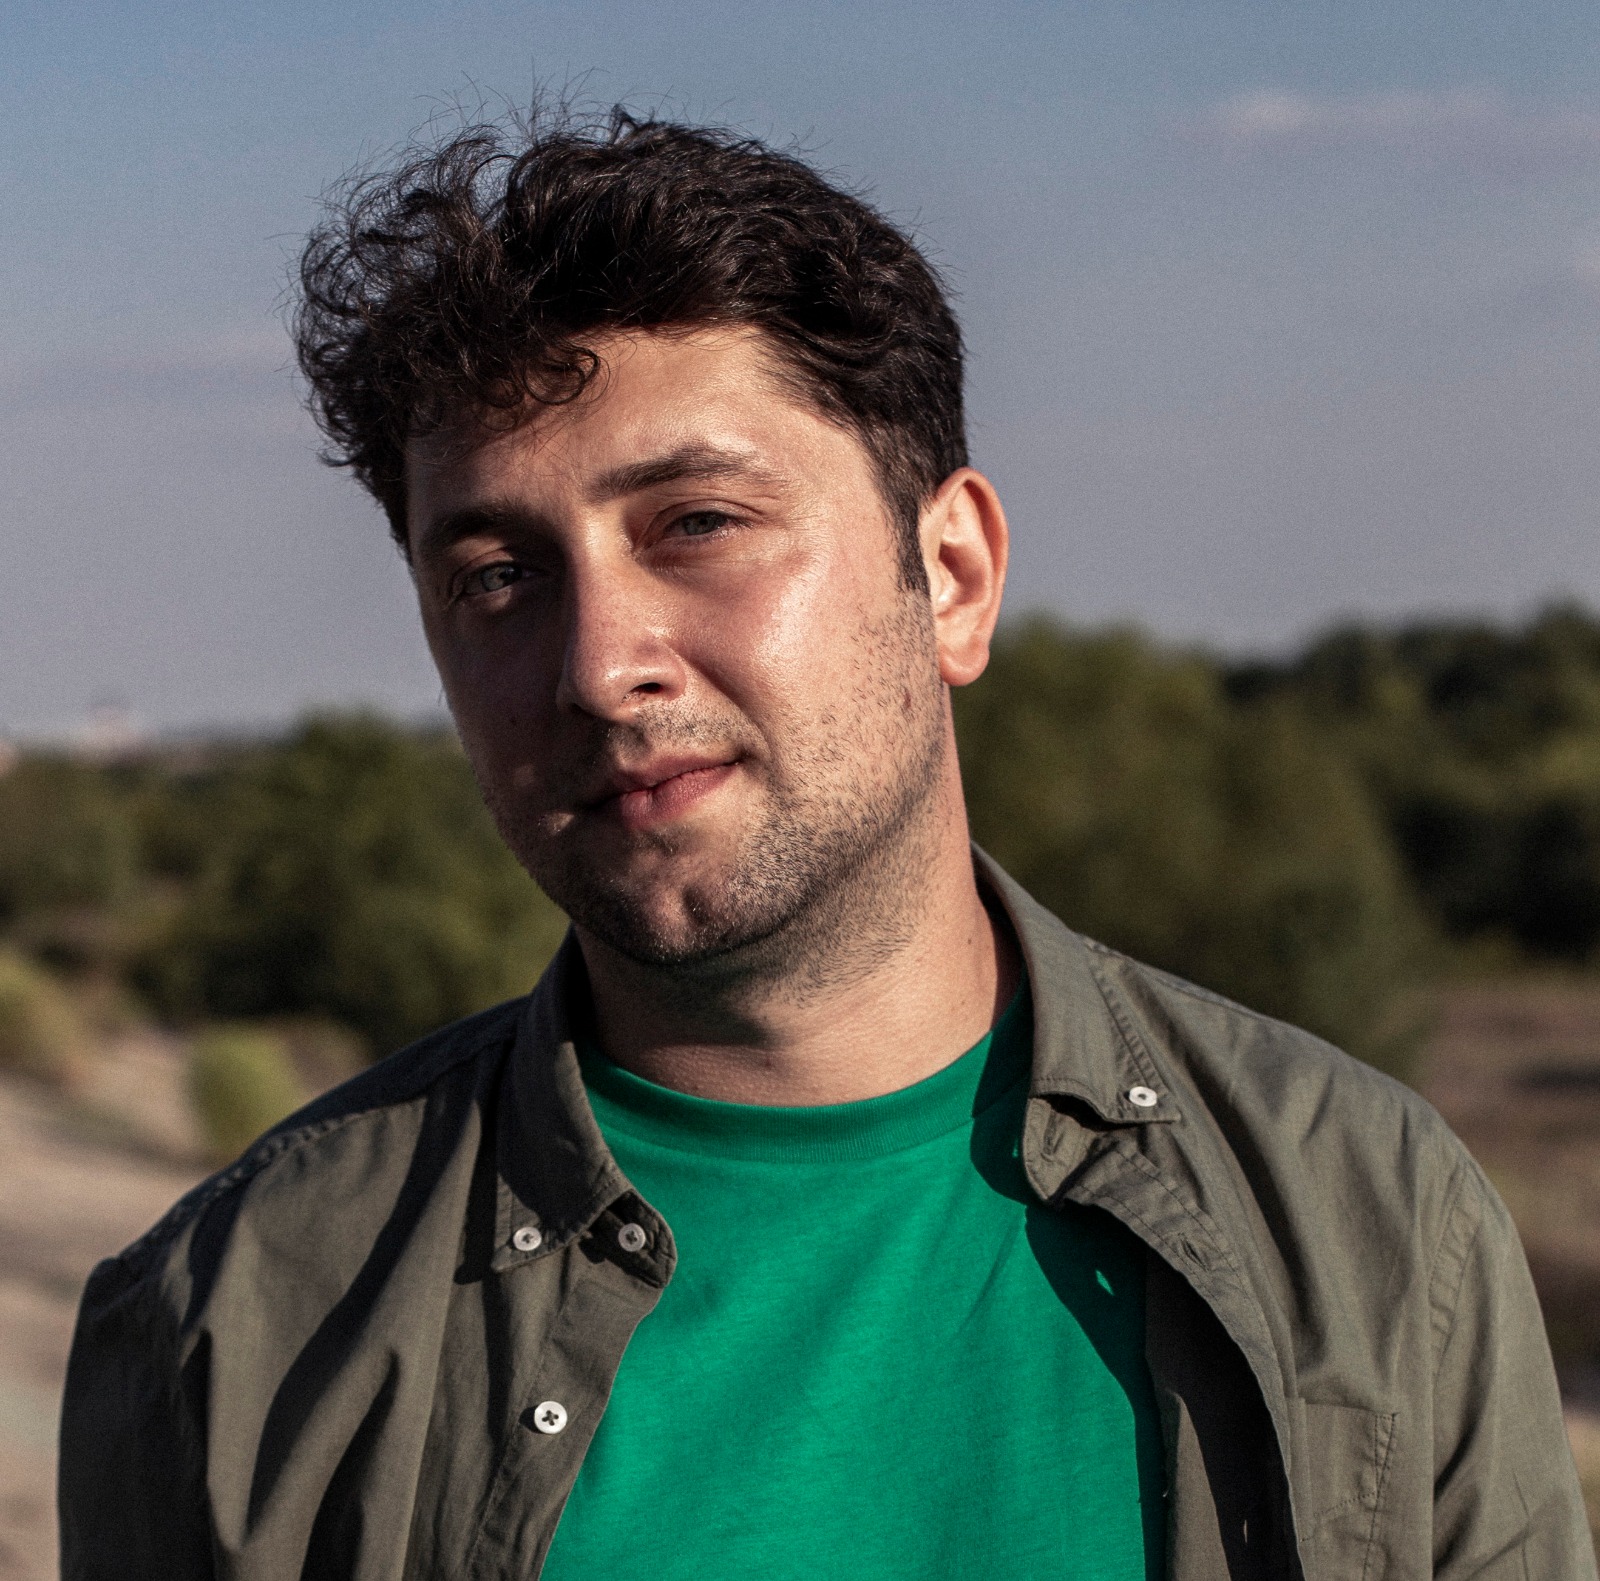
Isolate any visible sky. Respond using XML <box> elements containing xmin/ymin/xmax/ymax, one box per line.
<box><xmin>3</xmin><ymin>0</ymin><xmax>1599</xmax><ymax>738</ymax></box>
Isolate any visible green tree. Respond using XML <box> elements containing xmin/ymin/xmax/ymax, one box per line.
<box><xmin>137</xmin><ymin>716</ymin><xmax>568</xmax><ymax>1055</ymax></box>
<box><xmin>1230</xmin><ymin>606</ymin><xmax>1600</xmax><ymax>965</ymax></box>
<box><xmin>956</xmin><ymin>621</ymin><xmax>1424</xmax><ymax>1073</ymax></box>
<box><xmin>0</xmin><ymin>756</ymin><xmax>140</xmax><ymax>924</ymax></box>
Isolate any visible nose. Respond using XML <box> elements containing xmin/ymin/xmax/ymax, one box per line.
<box><xmin>554</xmin><ymin>561</ymin><xmax>686</xmax><ymax>721</ymax></box>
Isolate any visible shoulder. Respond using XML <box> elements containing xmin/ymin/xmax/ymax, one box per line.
<box><xmin>94</xmin><ymin>995</ymin><xmax>529</xmax><ymax>1297</ymax></box>
<box><xmin>1083</xmin><ymin>937</ymin><xmax>1485</xmax><ymax>1246</ymax></box>
<box><xmin>983</xmin><ymin>847</ymin><xmax>1470</xmax><ymax>1214</ymax></box>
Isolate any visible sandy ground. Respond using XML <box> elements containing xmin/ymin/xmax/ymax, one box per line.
<box><xmin>2</xmin><ymin>995</ymin><xmax>1598</xmax><ymax>1576</ymax></box>
<box><xmin>0</xmin><ymin>1039</ymin><xmax>203</xmax><ymax>1580</ymax></box>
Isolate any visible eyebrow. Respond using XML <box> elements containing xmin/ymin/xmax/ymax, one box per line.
<box><xmin>592</xmin><ymin>442</ymin><xmax>777</xmax><ymax>500</ymax></box>
<box><xmin>413</xmin><ymin>442</ymin><xmax>780</xmax><ymax>563</ymax></box>
<box><xmin>412</xmin><ymin>504</ymin><xmax>531</xmax><ymax>566</ymax></box>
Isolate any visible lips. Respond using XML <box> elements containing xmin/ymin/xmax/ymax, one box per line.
<box><xmin>587</xmin><ymin>757</ymin><xmax>739</xmax><ymax>832</ymax></box>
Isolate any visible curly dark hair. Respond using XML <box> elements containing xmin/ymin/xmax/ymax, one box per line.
<box><xmin>293</xmin><ymin>110</ymin><xmax>967</xmax><ymax>586</ymax></box>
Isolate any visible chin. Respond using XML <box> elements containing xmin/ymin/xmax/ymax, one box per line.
<box><xmin>558</xmin><ymin>864</ymin><xmax>805</xmax><ymax>972</ymax></box>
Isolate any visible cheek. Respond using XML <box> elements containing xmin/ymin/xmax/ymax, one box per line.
<box><xmin>689</xmin><ymin>589</ymin><xmax>823</xmax><ymax>736</ymax></box>
<box><xmin>718</xmin><ymin>549</ymin><xmax>878</xmax><ymax>698</ymax></box>
<box><xmin>424</xmin><ymin>619</ymin><xmax>555</xmax><ymax>761</ymax></box>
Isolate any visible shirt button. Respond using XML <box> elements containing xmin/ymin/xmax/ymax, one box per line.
<box><xmin>533</xmin><ymin>1400</ymin><xmax>568</xmax><ymax>1434</ymax></box>
<box><xmin>511</xmin><ymin>1226</ymin><xmax>542</xmax><ymax>1252</ymax></box>
<box><xmin>1127</xmin><ymin>1086</ymin><xmax>1160</xmax><ymax>1109</ymax></box>
<box><xmin>617</xmin><ymin>1222</ymin><xmax>648</xmax><ymax>1253</ymax></box>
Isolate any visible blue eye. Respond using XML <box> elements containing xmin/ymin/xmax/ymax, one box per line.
<box><xmin>673</xmin><ymin>511</ymin><xmax>729</xmax><ymax>537</ymax></box>
<box><xmin>468</xmin><ymin>563</ymin><xmax>524</xmax><ymax>595</ymax></box>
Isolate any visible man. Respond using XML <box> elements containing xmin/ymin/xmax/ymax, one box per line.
<box><xmin>59</xmin><ymin>113</ymin><xmax>1592</xmax><ymax>1579</ymax></box>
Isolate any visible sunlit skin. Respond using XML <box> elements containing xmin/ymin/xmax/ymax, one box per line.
<box><xmin>407</xmin><ymin>327</ymin><xmax>1016</xmax><ymax>1103</ymax></box>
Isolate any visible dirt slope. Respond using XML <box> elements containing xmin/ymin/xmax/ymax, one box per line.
<box><xmin>0</xmin><ymin>1042</ymin><xmax>202</xmax><ymax>1581</ymax></box>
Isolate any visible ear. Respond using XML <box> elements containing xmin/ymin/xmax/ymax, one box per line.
<box><xmin>918</xmin><ymin>468</ymin><xmax>1009</xmax><ymax>687</ymax></box>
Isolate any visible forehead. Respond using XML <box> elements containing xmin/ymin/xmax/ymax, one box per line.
<box><xmin>402</xmin><ymin>326</ymin><xmax>876</xmax><ymax>544</ymax></box>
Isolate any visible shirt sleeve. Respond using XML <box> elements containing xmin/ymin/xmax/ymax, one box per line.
<box><xmin>57</xmin><ymin>1252</ymin><xmax>215</xmax><ymax>1581</ymax></box>
<box><xmin>1430</xmin><ymin>1158</ymin><xmax>1597</xmax><ymax>1578</ymax></box>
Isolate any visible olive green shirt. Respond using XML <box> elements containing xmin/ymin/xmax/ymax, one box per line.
<box><xmin>58</xmin><ymin>854</ymin><xmax>1596</xmax><ymax>1579</ymax></box>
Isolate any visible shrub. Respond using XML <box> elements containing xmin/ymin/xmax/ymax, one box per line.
<box><xmin>0</xmin><ymin>950</ymin><xmax>85</xmax><ymax>1082</ymax></box>
<box><xmin>187</xmin><ymin>1025</ymin><xmax>308</xmax><ymax>1162</ymax></box>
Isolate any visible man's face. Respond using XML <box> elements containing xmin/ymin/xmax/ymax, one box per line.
<box><xmin>406</xmin><ymin>327</ymin><xmax>950</xmax><ymax>974</ymax></box>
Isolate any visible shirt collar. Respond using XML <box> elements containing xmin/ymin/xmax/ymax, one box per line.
<box><xmin>491</xmin><ymin>935</ymin><xmax>633</xmax><ymax>1275</ymax></box>
<box><xmin>492</xmin><ymin>849</ymin><xmax>1179</xmax><ymax>1268</ymax></box>
<box><xmin>974</xmin><ymin>848</ymin><xmax>1180</xmax><ymax>1128</ymax></box>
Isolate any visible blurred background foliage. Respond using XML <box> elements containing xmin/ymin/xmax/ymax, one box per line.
<box><xmin>5</xmin><ymin>608</ymin><xmax>1600</xmax><ymax>1091</ymax></box>
<box><xmin>186</xmin><ymin>1024</ymin><xmax>312</xmax><ymax>1163</ymax></box>
<box><xmin>957</xmin><ymin>622</ymin><xmax>1426</xmax><ymax>1071</ymax></box>
<box><xmin>0</xmin><ymin>717</ymin><xmax>569</xmax><ymax>1067</ymax></box>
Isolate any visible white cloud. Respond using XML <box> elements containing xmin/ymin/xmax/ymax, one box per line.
<box><xmin>1193</xmin><ymin>89</ymin><xmax>1600</xmax><ymax>174</ymax></box>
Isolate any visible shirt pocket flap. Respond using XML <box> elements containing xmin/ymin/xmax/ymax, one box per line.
<box><xmin>1299</xmin><ymin>1400</ymin><xmax>1398</xmax><ymax>1533</ymax></box>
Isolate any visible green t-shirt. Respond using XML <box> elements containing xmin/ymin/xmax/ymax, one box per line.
<box><xmin>543</xmin><ymin>988</ymin><xmax>1167</xmax><ymax>1580</ymax></box>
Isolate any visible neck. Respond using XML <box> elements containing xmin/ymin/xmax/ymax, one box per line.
<box><xmin>575</xmin><ymin>764</ymin><xmax>1020</xmax><ymax>1106</ymax></box>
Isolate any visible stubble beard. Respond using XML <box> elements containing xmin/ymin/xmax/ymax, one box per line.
<box><xmin>474</xmin><ymin>595</ymin><xmax>951</xmax><ymax>998</ymax></box>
